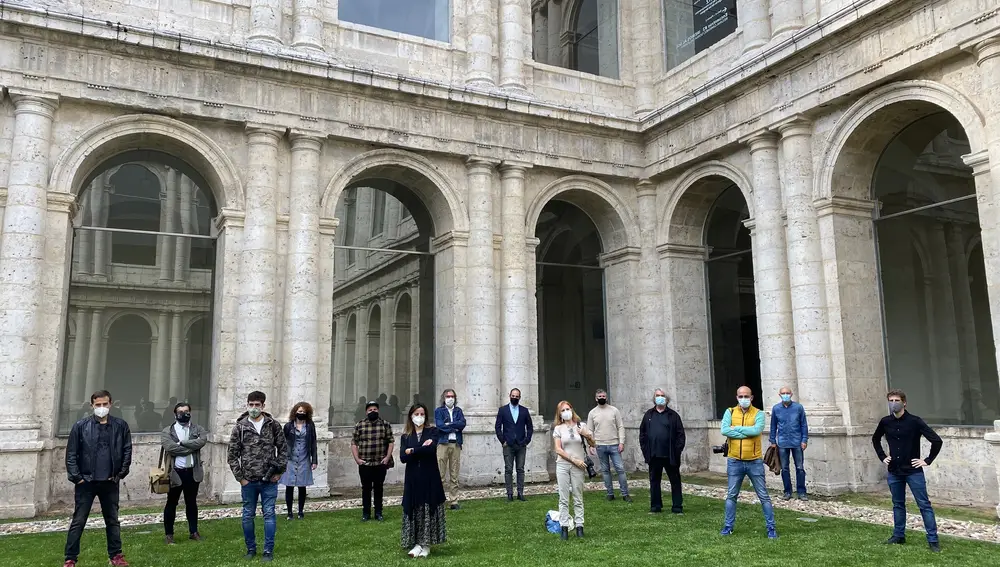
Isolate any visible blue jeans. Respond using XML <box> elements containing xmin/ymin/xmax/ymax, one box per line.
<box><xmin>887</xmin><ymin>470</ymin><xmax>938</xmax><ymax>543</ymax></box>
<box><xmin>241</xmin><ymin>480</ymin><xmax>278</xmax><ymax>553</ymax></box>
<box><xmin>724</xmin><ymin>458</ymin><xmax>775</xmax><ymax>531</ymax></box>
<box><xmin>596</xmin><ymin>445</ymin><xmax>629</xmax><ymax>496</ymax></box>
<box><xmin>778</xmin><ymin>447</ymin><xmax>806</xmax><ymax>496</ymax></box>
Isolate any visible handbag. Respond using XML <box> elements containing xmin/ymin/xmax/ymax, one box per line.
<box><xmin>149</xmin><ymin>447</ymin><xmax>171</xmax><ymax>495</ymax></box>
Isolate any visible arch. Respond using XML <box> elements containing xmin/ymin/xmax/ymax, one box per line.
<box><xmin>49</xmin><ymin>114</ymin><xmax>244</xmax><ymax>211</ymax></box>
<box><xmin>393</xmin><ymin>292</ymin><xmax>413</xmax><ymax>323</ymax></box>
<box><xmin>817</xmin><ymin>80</ymin><xmax>987</xmax><ymax>201</ymax></box>
<box><xmin>102</xmin><ymin>310</ymin><xmax>159</xmax><ymax>340</ymax></box>
<box><xmin>320</xmin><ymin>148</ymin><xmax>468</xmax><ymax>236</ymax></box>
<box><xmin>183</xmin><ymin>314</ymin><xmax>210</xmax><ymax>339</ymax></box>
<box><xmin>525</xmin><ymin>175</ymin><xmax>640</xmax><ymax>253</ymax></box>
<box><xmin>658</xmin><ymin>160</ymin><xmax>754</xmax><ymax>246</ymax></box>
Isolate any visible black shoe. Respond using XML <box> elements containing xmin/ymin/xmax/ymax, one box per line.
<box><xmin>606</xmin><ymin>494</ymin><xmax>615</xmax><ymax>501</ymax></box>
<box><xmin>575</xmin><ymin>526</ymin><xmax>584</xmax><ymax>538</ymax></box>
<box><xmin>517</xmin><ymin>494</ymin><xmax>527</xmax><ymax>502</ymax></box>
<box><xmin>671</xmin><ymin>509</ymin><xmax>684</xmax><ymax>515</ymax></box>
<box><xmin>165</xmin><ymin>535</ymin><xmax>175</xmax><ymax>545</ymax></box>
<box><xmin>560</xmin><ymin>527</ymin><xmax>569</xmax><ymax>541</ymax></box>
<box><xmin>361</xmin><ymin>514</ymin><xmax>370</xmax><ymax>522</ymax></box>
<box><xmin>649</xmin><ymin>508</ymin><xmax>662</xmax><ymax>514</ymax></box>
<box><xmin>261</xmin><ymin>552</ymin><xmax>274</xmax><ymax>562</ymax></box>
<box><xmin>297</xmin><ymin>512</ymin><xmax>304</xmax><ymax>520</ymax></box>
<box><xmin>243</xmin><ymin>551</ymin><xmax>256</xmax><ymax>560</ymax></box>
<box><xmin>507</xmin><ymin>494</ymin><xmax>514</xmax><ymax>502</ymax></box>
<box><xmin>375</xmin><ymin>514</ymin><xmax>384</xmax><ymax>522</ymax></box>
<box><xmin>286</xmin><ymin>514</ymin><xmax>294</xmax><ymax>521</ymax></box>
<box><xmin>449</xmin><ymin>504</ymin><xmax>460</xmax><ymax>510</ymax></box>
<box><xmin>622</xmin><ymin>495</ymin><xmax>633</xmax><ymax>503</ymax></box>
<box><xmin>884</xmin><ymin>536</ymin><xmax>905</xmax><ymax>545</ymax></box>
<box><xmin>929</xmin><ymin>542</ymin><xmax>941</xmax><ymax>553</ymax></box>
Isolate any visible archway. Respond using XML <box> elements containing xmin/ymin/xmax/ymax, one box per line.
<box><xmin>105</xmin><ymin>314</ymin><xmax>153</xmax><ymax>426</ymax></box>
<box><xmin>393</xmin><ymin>293</ymin><xmax>413</xmax><ymax>416</ymax></box>
<box><xmin>367</xmin><ymin>305</ymin><xmax>382</xmax><ymax>402</ymax></box>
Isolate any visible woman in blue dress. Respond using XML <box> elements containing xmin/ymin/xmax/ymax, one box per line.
<box><xmin>281</xmin><ymin>402</ymin><xmax>318</xmax><ymax>520</ymax></box>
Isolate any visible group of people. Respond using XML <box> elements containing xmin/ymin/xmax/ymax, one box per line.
<box><xmin>60</xmin><ymin>382</ymin><xmax>947</xmax><ymax>566</ymax></box>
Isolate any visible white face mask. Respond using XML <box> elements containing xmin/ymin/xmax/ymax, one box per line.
<box><xmin>561</xmin><ymin>409</ymin><xmax>573</xmax><ymax>421</ymax></box>
<box><xmin>412</xmin><ymin>415</ymin><xmax>425</xmax><ymax>427</ymax></box>
<box><xmin>444</xmin><ymin>397</ymin><xmax>455</xmax><ymax>408</ymax></box>
<box><xmin>93</xmin><ymin>406</ymin><xmax>110</xmax><ymax>419</ymax></box>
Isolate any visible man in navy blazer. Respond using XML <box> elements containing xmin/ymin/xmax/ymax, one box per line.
<box><xmin>494</xmin><ymin>388</ymin><xmax>534</xmax><ymax>501</ymax></box>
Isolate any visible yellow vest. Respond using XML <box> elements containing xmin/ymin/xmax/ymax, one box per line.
<box><xmin>725</xmin><ymin>405</ymin><xmax>763</xmax><ymax>461</ymax></box>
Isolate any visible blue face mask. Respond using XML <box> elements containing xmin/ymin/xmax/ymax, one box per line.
<box><xmin>738</xmin><ymin>398</ymin><xmax>752</xmax><ymax>409</ymax></box>
<box><xmin>654</xmin><ymin>396</ymin><xmax>667</xmax><ymax>406</ymax></box>
<box><xmin>780</xmin><ymin>394</ymin><xmax>792</xmax><ymax>403</ymax></box>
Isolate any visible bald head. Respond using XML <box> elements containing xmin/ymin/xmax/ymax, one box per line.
<box><xmin>737</xmin><ymin>386</ymin><xmax>752</xmax><ymax>397</ymax></box>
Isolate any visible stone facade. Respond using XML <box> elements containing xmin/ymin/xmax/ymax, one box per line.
<box><xmin>0</xmin><ymin>0</ymin><xmax>999</xmax><ymax>519</ymax></box>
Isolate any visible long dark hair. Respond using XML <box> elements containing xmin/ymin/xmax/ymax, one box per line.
<box><xmin>403</xmin><ymin>403</ymin><xmax>429</xmax><ymax>436</ymax></box>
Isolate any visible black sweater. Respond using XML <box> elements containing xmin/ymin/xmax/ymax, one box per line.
<box><xmin>872</xmin><ymin>411</ymin><xmax>942</xmax><ymax>476</ymax></box>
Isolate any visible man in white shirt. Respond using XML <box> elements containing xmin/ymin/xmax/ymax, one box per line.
<box><xmin>434</xmin><ymin>388</ymin><xmax>467</xmax><ymax>509</ymax></box>
<box><xmin>160</xmin><ymin>402</ymin><xmax>207</xmax><ymax>544</ymax></box>
<box><xmin>587</xmin><ymin>389</ymin><xmax>631</xmax><ymax>502</ymax></box>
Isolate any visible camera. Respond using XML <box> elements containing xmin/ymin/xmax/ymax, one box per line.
<box><xmin>712</xmin><ymin>441</ymin><xmax>729</xmax><ymax>455</ymax></box>
<box><xmin>584</xmin><ymin>456</ymin><xmax>597</xmax><ymax>479</ymax></box>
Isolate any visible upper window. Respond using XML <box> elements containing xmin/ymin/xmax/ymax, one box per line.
<box><xmin>531</xmin><ymin>0</ymin><xmax>620</xmax><ymax>79</ymax></box>
<box><xmin>663</xmin><ymin>0</ymin><xmax>737</xmax><ymax>71</ymax></box>
<box><xmin>340</xmin><ymin>0</ymin><xmax>451</xmax><ymax>42</ymax></box>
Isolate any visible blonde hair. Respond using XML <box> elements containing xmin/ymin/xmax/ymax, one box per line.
<box><xmin>553</xmin><ymin>400</ymin><xmax>581</xmax><ymax>426</ymax></box>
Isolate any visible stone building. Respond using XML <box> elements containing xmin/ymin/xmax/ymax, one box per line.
<box><xmin>0</xmin><ymin>0</ymin><xmax>999</xmax><ymax>519</ymax></box>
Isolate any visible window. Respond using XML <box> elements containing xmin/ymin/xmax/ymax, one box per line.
<box><xmin>339</xmin><ymin>0</ymin><xmax>451</xmax><ymax>42</ymax></box>
<box><xmin>663</xmin><ymin>0</ymin><xmax>737</xmax><ymax>71</ymax></box>
<box><xmin>59</xmin><ymin>151</ymin><xmax>218</xmax><ymax>434</ymax></box>
<box><xmin>531</xmin><ymin>0</ymin><xmax>620</xmax><ymax>79</ymax></box>
<box><xmin>873</xmin><ymin>113</ymin><xmax>999</xmax><ymax>425</ymax></box>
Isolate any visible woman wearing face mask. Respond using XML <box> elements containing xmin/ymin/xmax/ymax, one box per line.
<box><xmin>552</xmin><ymin>401</ymin><xmax>594</xmax><ymax>540</ymax></box>
<box><xmin>280</xmin><ymin>402</ymin><xmax>318</xmax><ymax>520</ymax></box>
<box><xmin>400</xmin><ymin>403</ymin><xmax>446</xmax><ymax>558</ymax></box>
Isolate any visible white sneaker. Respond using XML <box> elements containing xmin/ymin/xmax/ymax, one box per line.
<box><xmin>408</xmin><ymin>545</ymin><xmax>423</xmax><ymax>557</ymax></box>
<box><xmin>417</xmin><ymin>546</ymin><xmax>430</xmax><ymax>557</ymax></box>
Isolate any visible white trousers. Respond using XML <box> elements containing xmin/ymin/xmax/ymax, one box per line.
<box><xmin>556</xmin><ymin>461</ymin><xmax>585</xmax><ymax>528</ymax></box>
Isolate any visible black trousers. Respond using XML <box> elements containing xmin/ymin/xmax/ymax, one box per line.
<box><xmin>163</xmin><ymin>468</ymin><xmax>200</xmax><ymax>536</ymax></box>
<box><xmin>286</xmin><ymin>486</ymin><xmax>307</xmax><ymax>516</ymax></box>
<box><xmin>649</xmin><ymin>457</ymin><xmax>683</xmax><ymax>513</ymax></box>
<box><xmin>358</xmin><ymin>465</ymin><xmax>387</xmax><ymax>516</ymax></box>
<box><xmin>502</xmin><ymin>444</ymin><xmax>527</xmax><ymax>496</ymax></box>
<box><xmin>65</xmin><ymin>481</ymin><xmax>122</xmax><ymax>561</ymax></box>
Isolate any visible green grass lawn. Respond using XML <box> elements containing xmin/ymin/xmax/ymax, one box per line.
<box><xmin>5</xmin><ymin>490</ymin><xmax>995</xmax><ymax>566</ymax></box>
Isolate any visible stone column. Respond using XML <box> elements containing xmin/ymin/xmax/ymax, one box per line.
<box><xmin>465</xmin><ymin>157</ymin><xmax>501</xmax><ymax>414</ymax></box>
<box><xmin>499</xmin><ymin>0</ymin><xmax>527</xmax><ymax>91</ymax></box>
<box><xmin>169</xmin><ymin>311</ymin><xmax>184</xmax><ymax>400</ymax></box>
<box><xmin>776</xmin><ymin>118</ymin><xmax>840</xmax><ymax>423</ymax></box>
<box><xmin>632</xmin><ymin>0</ymin><xmax>657</xmax><ymax>114</ymax></box>
<box><xmin>235</xmin><ymin>126</ymin><xmax>281</xmax><ymax>403</ymax></box>
<box><xmin>355</xmin><ymin>306</ymin><xmax>370</xmax><ymax>401</ymax></box>
<box><xmin>465</xmin><ymin>0</ymin><xmax>496</xmax><ymax>87</ymax></box>
<box><xmin>532</xmin><ymin>3</ymin><xmax>548</xmax><ymax>64</ymax></box>
<box><xmin>499</xmin><ymin>161</ymin><xmax>532</xmax><ymax>401</ymax></box>
<box><xmin>633</xmin><ymin>181</ymin><xmax>668</xmax><ymax>406</ymax></box>
<box><xmin>379</xmin><ymin>294</ymin><xmax>395</xmax><ymax>396</ymax></box>
<box><xmin>332</xmin><ymin>312</ymin><xmax>348</xmax><ymax>424</ymax></box>
<box><xmin>249</xmin><ymin>0</ymin><xmax>283</xmax><ymax>44</ymax></box>
<box><xmin>173</xmin><ymin>175</ymin><xmax>193</xmax><ymax>283</ymax></box>
<box><xmin>92</xmin><ymin>176</ymin><xmax>110</xmax><ymax>278</ymax></box>
<box><xmin>547</xmin><ymin>0</ymin><xmax>563</xmax><ymax>67</ymax></box>
<box><xmin>744</xmin><ymin>131</ymin><xmax>797</xmax><ymax>400</ymax></box>
<box><xmin>160</xmin><ymin>168</ymin><xmax>178</xmax><ymax>282</ymax></box>
<box><xmin>740</xmin><ymin>0</ymin><xmax>771</xmax><ymax>55</ymax></box>
<box><xmin>770</xmin><ymin>0</ymin><xmax>804</xmax><ymax>40</ymax></box>
<box><xmin>69</xmin><ymin>308</ymin><xmax>90</xmax><ymax>404</ymax></box>
<box><xmin>409</xmin><ymin>283</ymin><xmax>421</xmax><ymax>401</ymax></box>
<box><xmin>283</xmin><ymin>133</ymin><xmax>323</xmax><ymax>408</ymax></box>
<box><xmin>154</xmin><ymin>310</ymin><xmax>170</xmax><ymax>402</ymax></box>
<box><xmin>85</xmin><ymin>308</ymin><xmax>105</xmax><ymax>397</ymax></box>
<box><xmin>0</xmin><ymin>92</ymin><xmax>57</xmax><ymax>433</ymax></box>
<box><xmin>292</xmin><ymin>0</ymin><xmax>324</xmax><ymax>51</ymax></box>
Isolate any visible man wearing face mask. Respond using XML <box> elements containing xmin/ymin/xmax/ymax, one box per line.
<box><xmin>639</xmin><ymin>389</ymin><xmax>686</xmax><ymax>514</ymax></box>
<box><xmin>720</xmin><ymin>386</ymin><xmax>777</xmax><ymax>539</ymax></box>
<box><xmin>351</xmin><ymin>400</ymin><xmax>395</xmax><ymax>521</ymax></box>
<box><xmin>64</xmin><ymin>390</ymin><xmax>133</xmax><ymax>567</ymax></box>
<box><xmin>495</xmin><ymin>388</ymin><xmax>534</xmax><ymax>501</ymax></box>
<box><xmin>227</xmin><ymin>391</ymin><xmax>288</xmax><ymax>562</ymax></box>
<box><xmin>161</xmin><ymin>402</ymin><xmax>207</xmax><ymax>544</ymax></box>
<box><xmin>587</xmin><ymin>389</ymin><xmax>631</xmax><ymax>502</ymax></box>
<box><xmin>768</xmin><ymin>386</ymin><xmax>809</xmax><ymax>501</ymax></box>
<box><xmin>434</xmin><ymin>388</ymin><xmax>466</xmax><ymax>510</ymax></box>
<box><xmin>872</xmin><ymin>389</ymin><xmax>942</xmax><ymax>552</ymax></box>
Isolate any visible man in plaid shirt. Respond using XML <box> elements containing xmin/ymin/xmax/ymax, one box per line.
<box><xmin>352</xmin><ymin>400</ymin><xmax>394</xmax><ymax>521</ymax></box>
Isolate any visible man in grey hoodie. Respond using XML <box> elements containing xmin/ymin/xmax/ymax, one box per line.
<box><xmin>228</xmin><ymin>391</ymin><xmax>288</xmax><ymax>562</ymax></box>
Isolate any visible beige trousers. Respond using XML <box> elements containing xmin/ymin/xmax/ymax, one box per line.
<box><xmin>436</xmin><ymin>442</ymin><xmax>461</xmax><ymax>504</ymax></box>
<box><xmin>556</xmin><ymin>461</ymin><xmax>585</xmax><ymax>528</ymax></box>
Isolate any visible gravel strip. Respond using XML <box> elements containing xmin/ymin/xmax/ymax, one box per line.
<box><xmin>3</xmin><ymin>480</ymin><xmax>997</xmax><ymax>544</ymax></box>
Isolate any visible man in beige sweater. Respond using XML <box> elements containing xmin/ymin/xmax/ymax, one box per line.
<box><xmin>586</xmin><ymin>389</ymin><xmax>631</xmax><ymax>502</ymax></box>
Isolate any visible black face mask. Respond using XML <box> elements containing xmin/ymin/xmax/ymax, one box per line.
<box><xmin>367</xmin><ymin>411</ymin><xmax>379</xmax><ymax>421</ymax></box>
<box><xmin>597</xmin><ymin>398</ymin><xmax>607</xmax><ymax>405</ymax></box>
<box><xmin>296</xmin><ymin>413</ymin><xmax>307</xmax><ymax>420</ymax></box>
<box><xmin>509</xmin><ymin>398</ymin><xmax>520</xmax><ymax>406</ymax></box>
<box><xmin>176</xmin><ymin>412</ymin><xmax>191</xmax><ymax>424</ymax></box>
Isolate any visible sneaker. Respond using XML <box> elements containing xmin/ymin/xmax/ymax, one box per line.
<box><xmin>361</xmin><ymin>514</ymin><xmax>370</xmax><ymax>522</ymax></box>
<box><xmin>165</xmin><ymin>535</ymin><xmax>175</xmax><ymax>545</ymax></box>
<box><xmin>649</xmin><ymin>507</ymin><xmax>662</xmax><ymax>514</ymax></box>
<box><xmin>449</xmin><ymin>503</ymin><xmax>460</xmax><ymax>510</ymax></box>
<box><xmin>417</xmin><ymin>546</ymin><xmax>430</xmax><ymax>557</ymax></box>
<box><xmin>884</xmin><ymin>536</ymin><xmax>906</xmax><ymax>545</ymax></box>
<box><xmin>517</xmin><ymin>494</ymin><xmax>527</xmax><ymax>501</ymax></box>
<box><xmin>286</xmin><ymin>513</ymin><xmax>294</xmax><ymax>521</ymax></box>
<box><xmin>109</xmin><ymin>555</ymin><xmax>130</xmax><ymax>566</ymax></box>
<box><xmin>767</xmin><ymin>528</ymin><xmax>779</xmax><ymax>539</ymax></box>
<box><xmin>297</xmin><ymin>512</ymin><xmax>304</xmax><ymax>520</ymax></box>
<box><xmin>375</xmin><ymin>514</ymin><xmax>384</xmax><ymax>522</ymax></box>
<box><xmin>189</xmin><ymin>533</ymin><xmax>202</xmax><ymax>541</ymax></box>
<box><xmin>63</xmin><ymin>561</ymin><xmax>76</xmax><ymax>567</ymax></box>
<box><xmin>720</xmin><ymin>527</ymin><xmax>733</xmax><ymax>536</ymax></box>
<box><xmin>797</xmin><ymin>494</ymin><xmax>809</xmax><ymax>501</ymax></box>
<box><xmin>782</xmin><ymin>493</ymin><xmax>792</xmax><ymax>500</ymax></box>
<box><xmin>622</xmin><ymin>495</ymin><xmax>633</xmax><ymax>503</ymax></box>
<box><xmin>928</xmin><ymin>542</ymin><xmax>941</xmax><ymax>553</ymax></box>
<box><xmin>261</xmin><ymin>552</ymin><xmax>274</xmax><ymax>562</ymax></box>
<box><xmin>243</xmin><ymin>551</ymin><xmax>257</xmax><ymax>560</ymax></box>
<box><xmin>606</xmin><ymin>494</ymin><xmax>615</xmax><ymax>501</ymax></box>
<box><xmin>408</xmin><ymin>545</ymin><xmax>423</xmax><ymax>557</ymax></box>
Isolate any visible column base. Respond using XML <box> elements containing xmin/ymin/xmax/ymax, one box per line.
<box><xmin>0</xmin><ymin>424</ymin><xmax>45</xmax><ymax>519</ymax></box>
<box><xmin>770</xmin><ymin>22</ymin><xmax>804</xmax><ymax>44</ymax></box>
<box><xmin>457</xmin><ymin>413</ymin><xmax>551</xmax><ymax>486</ymax></box>
<box><xmin>984</xmin><ymin>421</ymin><xmax>1000</xmax><ymax>519</ymax></box>
<box><xmin>464</xmin><ymin>77</ymin><xmax>496</xmax><ymax>91</ymax></box>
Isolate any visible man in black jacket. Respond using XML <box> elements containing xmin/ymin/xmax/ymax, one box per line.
<box><xmin>64</xmin><ymin>390</ymin><xmax>133</xmax><ymax>567</ymax></box>
<box><xmin>872</xmin><ymin>389</ymin><xmax>943</xmax><ymax>552</ymax></box>
<box><xmin>639</xmin><ymin>389</ymin><xmax>686</xmax><ymax>514</ymax></box>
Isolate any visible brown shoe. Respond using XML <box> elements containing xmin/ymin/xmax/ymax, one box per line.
<box><xmin>189</xmin><ymin>533</ymin><xmax>202</xmax><ymax>541</ymax></box>
<box><xmin>109</xmin><ymin>554</ymin><xmax>129</xmax><ymax>566</ymax></box>
<box><xmin>165</xmin><ymin>535</ymin><xmax>175</xmax><ymax>545</ymax></box>
<box><xmin>63</xmin><ymin>561</ymin><xmax>77</xmax><ymax>567</ymax></box>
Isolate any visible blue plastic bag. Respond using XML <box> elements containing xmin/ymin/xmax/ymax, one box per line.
<box><xmin>545</xmin><ymin>510</ymin><xmax>561</xmax><ymax>534</ymax></box>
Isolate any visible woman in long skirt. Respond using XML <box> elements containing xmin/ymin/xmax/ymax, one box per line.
<box><xmin>280</xmin><ymin>402</ymin><xmax>317</xmax><ymax>519</ymax></box>
<box><xmin>400</xmin><ymin>403</ymin><xmax>446</xmax><ymax>558</ymax></box>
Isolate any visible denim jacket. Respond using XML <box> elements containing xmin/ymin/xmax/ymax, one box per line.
<box><xmin>769</xmin><ymin>402</ymin><xmax>809</xmax><ymax>448</ymax></box>
<box><xmin>434</xmin><ymin>406</ymin><xmax>466</xmax><ymax>446</ymax></box>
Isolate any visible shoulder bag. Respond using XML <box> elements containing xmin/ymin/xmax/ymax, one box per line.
<box><xmin>150</xmin><ymin>447</ymin><xmax>171</xmax><ymax>494</ymax></box>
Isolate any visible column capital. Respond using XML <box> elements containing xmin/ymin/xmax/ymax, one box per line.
<box><xmin>636</xmin><ymin>179</ymin><xmax>656</xmax><ymax>198</ymax></box>
<box><xmin>245</xmin><ymin>124</ymin><xmax>285</xmax><ymax>143</ymax></box>
<box><xmin>656</xmin><ymin>243</ymin><xmax>707</xmax><ymax>260</ymax></box>
<box><xmin>742</xmin><ymin>218</ymin><xmax>757</xmax><ymax>234</ymax></box>
<box><xmin>973</xmin><ymin>36</ymin><xmax>1000</xmax><ymax>67</ymax></box>
<box><xmin>466</xmin><ymin>156</ymin><xmax>501</xmax><ymax>173</ymax></box>
<box><xmin>319</xmin><ymin>216</ymin><xmax>339</xmax><ymax>235</ymax></box>
<box><xmin>740</xmin><ymin>129</ymin><xmax>780</xmax><ymax>152</ymax></box>
<box><xmin>47</xmin><ymin>191</ymin><xmax>78</xmax><ymax>216</ymax></box>
<box><xmin>289</xmin><ymin>131</ymin><xmax>325</xmax><ymax>152</ymax></box>
<box><xmin>774</xmin><ymin>115</ymin><xmax>813</xmax><ymax>138</ymax></box>
<box><xmin>963</xmin><ymin>150</ymin><xmax>990</xmax><ymax>176</ymax></box>
<box><xmin>599</xmin><ymin>246</ymin><xmax>641</xmax><ymax>267</ymax></box>
<box><xmin>499</xmin><ymin>160</ymin><xmax>532</xmax><ymax>178</ymax></box>
<box><xmin>215</xmin><ymin>207</ymin><xmax>246</xmax><ymax>230</ymax></box>
<box><xmin>431</xmin><ymin>230</ymin><xmax>470</xmax><ymax>252</ymax></box>
<box><xmin>8</xmin><ymin>89</ymin><xmax>59</xmax><ymax>117</ymax></box>
<box><xmin>813</xmin><ymin>196</ymin><xmax>877</xmax><ymax>219</ymax></box>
